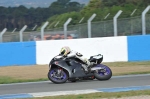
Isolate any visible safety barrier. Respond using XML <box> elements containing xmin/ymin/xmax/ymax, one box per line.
<box><xmin>36</xmin><ymin>36</ymin><xmax>128</xmax><ymax>64</ymax></box>
<box><xmin>0</xmin><ymin>35</ymin><xmax>149</xmax><ymax>66</ymax></box>
<box><xmin>127</xmin><ymin>35</ymin><xmax>150</xmax><ymax>61</ymax></box>
<box><xmin>0</xmin><ymin>42</ymin><xmax>36</xmax><ymax>66</ymax></box>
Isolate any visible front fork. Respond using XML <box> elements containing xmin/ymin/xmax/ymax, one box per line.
<box><xmin>51</xmin><ymin>68</ymin><xmax>63</xmax><ymax>79</ymax></box>
<box><xmin>57</xmin><ymin>68</ymin><xmax>62</xmax><ymax>75</ymax></box>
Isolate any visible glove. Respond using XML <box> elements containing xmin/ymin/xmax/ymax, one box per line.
<box><xmin>76</xmin><ymin>52</ymin><xmax>83</xmax><ymax>57</ymax></box>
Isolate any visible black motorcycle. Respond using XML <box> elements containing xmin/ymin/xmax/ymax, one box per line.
<box><xmin>48</xmin><ymin>54</ymin><xmax>112</xmax><ymax>84</ymax></box>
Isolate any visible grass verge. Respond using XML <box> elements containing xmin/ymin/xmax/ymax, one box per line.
<box><xmin>25</xmin><ymin>90</ymin><xmax>150</xmax><ymax>99</ymax></box>
<box><xmin>0</xmin><ymin>76</ymin><xmax>48</xmax><ymax>84</ymax></box>
<box><xmin>0</xmin><ymin>61</ymin><xmax>150</xmax><ymax>84</ymax></box>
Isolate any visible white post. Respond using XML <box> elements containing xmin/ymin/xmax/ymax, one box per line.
<box><xmin>11</xmin><ymin>28</ymin><xmax>17</xmax><ymax>33</ymax></box>
<box><xmin>20</xmin><ymin>25</ymin><xmax>27</xmax><ymax>42</ymax></box>
<box><xmin>64</xmin><ymin>18</ymin><xmax>72</xmax><ymax>39</ymax></box>
<box><xmin>79</xmin><ymin>17</ymin><xmax>84</xmax><ymax>23</ymax></box>
<box><xmin>78</xmin><ymin>17</ymin><xmax>84</xmax><ymax>38</ymax></box>
<box><xmin>41</xmin><ymin>21</ymin><xmax>49</xmax><ymax>40</ymax></box>
<box><xmin>142</xmin><ymin>6</ymin><xmax>150</xmax><ymax>35</ymax></box>
<box><xmin>130</xmin><ymin>9</ymin><xmax>137</xmax><ymax>34</ymax></box>
<box><xmin>104</xmin><ymin>13</ymin><xmax>110</xmax><ymax>19</ymax></box>
<box><xmin>113</xmin><ymin>10</ymin><xmax>123</xmax><ymax>36</ymax></box>
<box><xmin>130</xmin><ymin>9</ymin><xmax>137</xmax><ymax>16</ymax></box>
<box><xmin>32</xmin><ymin>25</ymin><xmax>37</xmax><ymax>31</ymax></box>
<box><xmin>104</xmin><ymin>13</ymin><xmax>110</xmax><ymax>34</ymax></box>
<box><xmin>88</xmin><ymin>13</ymin><xmax>96</xmax><ymax>38</ymax></box>
<box><xmin>0</xmin><ymin>28</ymin><xmax>7</xmax><ymax>43</ymax></box>
<box><xmin>54</xmin><ymin>21</ymin><xmax>59</xmax><ymax>27</ymax></box>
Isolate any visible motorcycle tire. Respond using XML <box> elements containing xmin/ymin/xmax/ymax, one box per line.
<box><xmin>48</xmin><ymin>68</ymin><xmax>68</xmax><ymax>84</ymax></box>
<box><xmin>94</xmin><ymin>64</ymin><xmax>112</xmax><ymax>80</ymax></box>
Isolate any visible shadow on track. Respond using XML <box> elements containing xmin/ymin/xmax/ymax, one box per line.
<box><xmin>47</xmin><ymin>78</ymin><xmax>112</xmax><ymax>84</ymax></box>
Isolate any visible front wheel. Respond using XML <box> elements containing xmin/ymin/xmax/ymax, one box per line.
<box><xmin>48</xmin><ymin>68</ymin><xmax>68</xmax><ymax>84</ymax></box>
<box><xmin>94</xmin><ymin>64</ymin><xmax>112</xmax><ymax>80</ymax></box>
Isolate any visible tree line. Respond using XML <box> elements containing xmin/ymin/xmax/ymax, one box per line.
<box><xmin>1</xmin><ymin>0</ymin><xmax>150</xmax><ymax>31</ymax></box>
<box><xmin>46</xmin><ymin>0</ymin><xmax>150</xmax><ymax>29</ymax></box>
<box><xmin>0</xmin><ymin>0</ymin><xmax>84</xmax><ymax>31</ymax></box>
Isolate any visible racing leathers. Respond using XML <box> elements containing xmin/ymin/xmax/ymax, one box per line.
<box><xmin>64</xmin><ymin>50</ymin><xmax>93</xmax><ymax>72</ymax></box>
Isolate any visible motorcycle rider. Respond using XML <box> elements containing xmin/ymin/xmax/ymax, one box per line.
<box><xmin>59</xmin><ymin>46</ymin><xmax>93</xmax><ymax>72</ymax></box>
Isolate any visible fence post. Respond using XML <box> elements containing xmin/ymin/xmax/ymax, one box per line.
<box><xmin>64</xmin><ymin>18</ymin><xmax>72</xmax><ymax>39</ymax></box>
<box><xmin>130</xmin><ymin>9</ymin><xmax>137</xmax><ymax>34</ymax></box>
<box><xmin>104</xmin><ymin>13</ymin><xmax>110</xmax><ymax>19</ymax></box>
<box><xmin>79</xmin><ymin>17</ymin><xmax>84</xmax><ymax>23</ymax></box>
<box><xmin>32</xmin><ymin>25</ymin><xmax>37</xmax><ymax>31</ymax></box>
<box><xmin>78</xmin><ymin>17</ymin><xmax>85</xmax><ymax>38</ymax></box>
<box><xmin>41</xmin><ymin>21</ymin><xmax>49</xmax><ymax>40</ymax></box>
<box><xmin>54</xmin><ymin>21</ymin><xmax>60</xmax><ymax>27</ymax></box>
<box><xmin>113</xmin><ymin>10</ymin><xmax>123</xmax><ymax>36</ymax></box>
<box><xmin>0</xmin><ymin>28</ymin><xmax>7</xmax><ymax>43</ymax></box>
<box><xmin>11</xmin><ymin>28</ymin><xmax>17</xmax><ymax>33</ymax></box>
<box><xmin>88</xmin><ymin>13</ymin><xmax>96</xmax><ymax>38</ymax></box>
<box><xmin>104</xmin><ymin>13</ymin><xmax>110</xmax><ymax>35</ymax></box>
<box><xmin>20</xmin><ymin>25</ymin><xmax>27</xmax><ymax>42</ymax></box>
<box><xmin>142</xmin><ymin>6</ymin><xmax>150</xmax><ymax>35</ymax></box>
<box><xmin>130</xmin><ymin>9</ymin><xmax>137</xmax><ymax>16</ymax></box>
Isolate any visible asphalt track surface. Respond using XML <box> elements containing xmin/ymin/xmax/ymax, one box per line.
<box><xmin>0</xmin><ymin>74</ymin><xmax>150</xmax><ymax>95</ymax></box>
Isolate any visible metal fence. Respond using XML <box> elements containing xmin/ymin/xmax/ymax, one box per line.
<box><xmin>1</xmin><ymin>14</ymin><xmax>150</xmax><ymax>43</ymax></box>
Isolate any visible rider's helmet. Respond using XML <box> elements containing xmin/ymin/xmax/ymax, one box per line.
<box><xmin>60</xmin><ymin>46</ymin><xmax>71</xmax><ymax>56</ymax></box>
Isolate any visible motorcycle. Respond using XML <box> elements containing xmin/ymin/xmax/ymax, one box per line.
<box><xmin>48</xmin><ymin>54</ymin><xmax>112</xmax><ymax>84</ymax></box>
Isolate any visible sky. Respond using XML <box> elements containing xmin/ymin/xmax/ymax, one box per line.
<box><xmin>0</xmin><ymin>0</ymin><xmax>90</xmax><ymax>8</ymax></box>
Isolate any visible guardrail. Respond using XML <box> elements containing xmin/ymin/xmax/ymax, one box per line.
<box><xmin>0</xmin><ymin>35</ymin><xmax>150</xmax><ymax>66</ymax></box>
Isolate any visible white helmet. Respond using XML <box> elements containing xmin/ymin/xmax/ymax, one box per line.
<box><xmin>60</xmin><ymin>46</ymin><xmax>71</xmax><ymax>56</ymax></box>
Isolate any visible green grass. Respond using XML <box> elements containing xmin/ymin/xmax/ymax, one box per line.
<box><xmin>114</xmin><ymin>71</ymin><xmax>150</xmax><ymax>76</ymax></box>
<box><xmin>24</xmin><ymin>90</ymin><xmax>150</xmax><ymax>99</ymax></box>
<box><xmin>0</xmin><ymin>61</ymin><xmax>150</xmax><ymax>84</ymax></box>
<box><xmin>103</xmin><ymin>61</ymin><xmax>150</xmax><ymax>67</ymax></box>
<box><xmin>0</xmin><ymin>76</ymin><xmax>48</xmax><ymax>84</ymax></box>
<box><xmin>0</xmin><ymin>61</ymin><xmax>150</xmax><ymax>99</ymax></box>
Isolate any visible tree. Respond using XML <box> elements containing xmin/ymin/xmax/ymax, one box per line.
<box><xmin>0</xmin><ymin>0</ymin><xmax>82</xmax><ymax>30</ymax></box>
<box><xmin>67</xmin><ymin>2</ymin><xmax>82</xmax><ymax>12</ymax></box>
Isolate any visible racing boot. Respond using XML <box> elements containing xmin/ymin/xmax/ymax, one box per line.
<box><xmin>86</xmin><ymin>60</ymin><xmax>94</xmax><ymax>68</ymax></box>
<box><xmin>82</xmin><ymin>63</ymin><xmax>94</xmax><ymax>73</ymax></box>
<box><xmin>81</xmin><ymin>58</ymin><xmax>94</xmax><ymax>73</ymax></box>
<box><xmin>82</xmin><ymin>64</ymin><xmax>88</xmax><ymax>73</ymax></box>
<box><xmin>86</xmin><ymin>62</ymin><xmax>95</xmax><ymax>72</ymax></box>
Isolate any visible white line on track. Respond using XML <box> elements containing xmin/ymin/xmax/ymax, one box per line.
<box><xmin>30</xmin><ymin>89</ymin><xmax>101</xmax><ymax>97</ymax></box>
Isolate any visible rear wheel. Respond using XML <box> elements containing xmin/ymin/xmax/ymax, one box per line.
<box><xmin>94</xmin><ymin>64</ymin><xmax>112</xmax><ymax>80</ymax></box>
<box><xmin>48</xmin><ymin>68</ymin><xmax>68</xmax><ymax>84</ymax></box>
